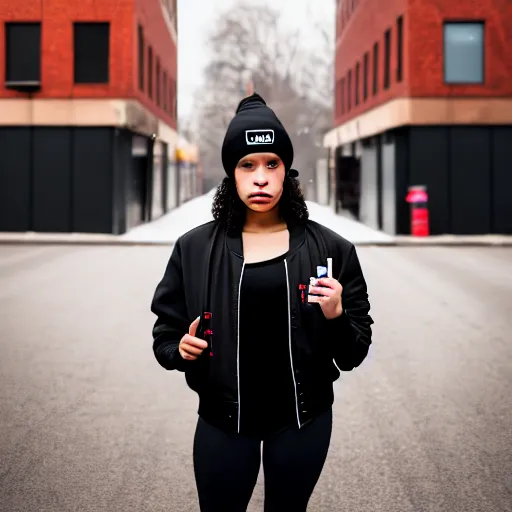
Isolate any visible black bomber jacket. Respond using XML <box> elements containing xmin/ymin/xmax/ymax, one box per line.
<box><xmin>151</xmin><ymin>219</ymin><xmax>374</xmax><ymax>433</ymax></box>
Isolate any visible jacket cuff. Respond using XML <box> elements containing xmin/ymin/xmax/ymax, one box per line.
<box><xmin>327</xmin><ymin>310</ymin><xmax>356</xmax><ymax>343</ymax></box>
<box><xmin>327</xmin><ymin>310</ymin><xmax>368</xmax><ymax>370</ymax></box>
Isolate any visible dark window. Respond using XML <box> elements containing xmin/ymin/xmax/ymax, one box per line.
<box><xmin>363</xmin><ymin>52</ymin><xmax>369</xmax><ymax>101</ymax></box>
<box><xmin>163</xmin><ymin>71</ymin><xmax>168</xmax><ymax>111</ymax></box>
<box><xmin>397</xmin><ymin>16</ymin><xmax>403</xmax><ymax>82</ymax></box>
<box><xmin>334</xmin><ymin>80</ymin><xmax>340</xmax><ymax>117</ymax></box>
<box><xmin>156</xmin><ymin>57</ymin><xmax>161</xmax><ymax>106</ymax></box>
<box><xmin>373</xmin><ymin>42</ymin><xmax>379</xmax><ymax>95</ymax></box>
<box><xmin>355</xmin><ymin>62</ymin><xmax>360</xmax><ymax>106</ymax></box>
<box><xmin>74</xmin><ymin>22</ymin><xmax>110</xmax><ymax>84</ymax></box>
<box><xmin>148</xmin><ymin>46</ymin><xmax>153</xmax><ymax>99</ymax></box>
<box><xmin>5</xmin><ymin>22</ymin><xmax>41</xmax><ymax>84</ymax></box>
<box><xmin>347</xmin><ymin>69</ymin><xmax>352</xmax><ymax>111</ymax></box>
<box><xmin>341</xmin><ymin>77</ymin><xmax>345</xmax><ymax>114</ymax></box>
<box><xmin>138</xmin><ymin>25</ymin><xmax>144</xmax><ymax>91</ymax></box>
<box><xmin>172</xmin><ymin>78</ymin><xmax>177</xmax><ymax>118</ymax></box>
<box><xmin>169</xmin><ymin>81</ymin><xmax>174</xmax><ymax>116</ymax></box>
<box><xmin>444</xmin><ymin>22</ymin><xmax>484</xmax><ymax>84</ymax></box>
<box><xmin>384</xmin><ymin>28</ymin><xmax>391</xmax><ymax>90</ymax></box>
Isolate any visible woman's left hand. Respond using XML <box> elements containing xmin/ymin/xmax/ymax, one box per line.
<box><xmin>308</xmin><ymin>277</ymin><xmax>343</xmax><ymax>320</ymax></box>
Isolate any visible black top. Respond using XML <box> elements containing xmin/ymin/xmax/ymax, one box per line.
<box><xmin>238</xmin><ymin>253</ymin><xmax>298</xmax><ymax>438</ymax></box>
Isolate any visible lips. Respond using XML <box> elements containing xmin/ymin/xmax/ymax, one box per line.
<box><xmin>249</xmin><ymin>192</ymin><xmax>272</xmax><ymax>199</ymax></box>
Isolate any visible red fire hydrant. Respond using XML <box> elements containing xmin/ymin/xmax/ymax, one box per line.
<box><xmin>406</xmin><ymin>185</ymin><xmax>430</xmax><ymax>236</ymax></box>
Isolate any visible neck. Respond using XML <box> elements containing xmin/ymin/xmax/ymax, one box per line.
<box><xmin>243</xmin><ymin>208</ymin><xmax>286</xmax><ymax>233</ymax></box>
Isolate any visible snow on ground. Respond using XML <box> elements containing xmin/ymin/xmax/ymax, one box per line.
<box><xmin>121</xmin><ymin>190</ymin><xmax>393</xmax><ymax>244</ymax></box>
<box><xmin>121</xmin><ymin>189</ymin><xmax>216</xmax><ymax>243</ymax></box>
<box><xmin>305</xmin><ymin>201</ymin><xmax>393</xmax><ymax>243</ymax></box>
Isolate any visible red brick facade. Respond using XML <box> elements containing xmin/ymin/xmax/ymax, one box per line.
<box><xmin>0</xmin><ymin>0</ymin><xmax>177</xmax><ymax>129</ymax></box>
<box><xmin>134</xmin><ymin>0</ymin><xmax>177</xmax><ymax>129</ymax></box>
<box><xmin>408</xmin><ymin>0</ymin><xmax>512</xmax><ymax>97</ymax></box>
<box><xmin>334</xmin><ymin>0</ymin><xmax>512</xmax><ymax>127</ymax></box>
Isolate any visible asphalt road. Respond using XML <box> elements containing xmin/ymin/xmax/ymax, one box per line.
<box><xmin>0</xmin><ymin>244</ymin><xmax>511</xmax><ymax>512</ymax></box>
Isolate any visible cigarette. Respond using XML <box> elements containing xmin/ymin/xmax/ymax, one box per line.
<box><xmin>327</xmin><ymin>258</ymin><xmax>333</xmax><ymax>278</ymax></box>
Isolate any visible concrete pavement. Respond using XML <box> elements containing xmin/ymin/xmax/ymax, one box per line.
<box><xmin>0</xmin><ymin>244</ymin><xmax>511</xmax><ymax>511</ymax></box>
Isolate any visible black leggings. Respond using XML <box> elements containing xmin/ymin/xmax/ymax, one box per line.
<box><xmin>193</xmin><ymin>408</ymin><xmax>332</xmax><ymax>512</ymax></box>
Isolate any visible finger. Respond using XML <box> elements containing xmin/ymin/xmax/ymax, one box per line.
<box><xmin>180</xmin><ymin>350</ymin><xmax>198</xmax><ymax>361</ymax></box>
<box><xmin>189</xmin><ymin>316</ymin><xmax>200</xmax><ymax>336</ymax></box>
<box><xmin>181</xmin><ymin>342</ymin><xmax>205</xmax><ymax>356</ymax></box>
<box><xmin>307</xmin><ymin>294</ymin><xmax>328</xmax><ymax>303</ymax></box>
<box><xmin>182</xmin><ymin>334</ymin><xmax>208</xmax><ymax>349</ymax></box>
<box><xmin>317</xmin><ymin>277</ymin><xmax>341</xmax><ymax>290</ymax></box>
<box><xmin>309</xmin><ymin>285</ymin><xmax>335</xmax><ymax>297</ymax></box>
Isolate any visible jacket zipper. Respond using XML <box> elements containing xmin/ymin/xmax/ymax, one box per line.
<box><xmin>236</xmin><ymin>261</ymin><xmax>245</xmax><ymax>434</ymax></box>
<box><xmin>284</xmin><ymin>259</ymin><xmax>302</xmax><ymax>429</ymax></box>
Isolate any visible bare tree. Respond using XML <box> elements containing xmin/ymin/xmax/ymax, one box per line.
<box><xmin>189</xmin><ymin>1</ymin><xmax>335</xmax><ymax>186</ymax></box>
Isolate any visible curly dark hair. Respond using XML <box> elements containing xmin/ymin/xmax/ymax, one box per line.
<box><xmin>212</xmin><ymin>175</ymin><xmax>309</xmax><ymax>234</ymax></box>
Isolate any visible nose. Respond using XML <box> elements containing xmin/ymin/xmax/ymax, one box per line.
<box><xmin>253</xmin><ymin>164</ymin><xmax>268</xmax><ymax>187</ymax></box>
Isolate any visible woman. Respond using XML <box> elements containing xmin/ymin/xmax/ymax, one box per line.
<box><xmin>151</xmin><ymin>93</ymin><xmax>373</xmax><ymax>512</ymax></box>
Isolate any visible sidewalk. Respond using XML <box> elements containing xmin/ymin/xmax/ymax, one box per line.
<box><xmin>119</xmin><ymin>190</ymin><xmax>394</xmax><ymax>245</ymax></box>
<box><xmin>1</xmin><ymin>191</ymin><xmax>511</xmax><ymax>246</ymax></box>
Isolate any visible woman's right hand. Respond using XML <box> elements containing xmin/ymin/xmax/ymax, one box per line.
<box><xmin>179</xmin><ymin>317</ymin><xmax>208</xmax><ymax>361</ymax></box>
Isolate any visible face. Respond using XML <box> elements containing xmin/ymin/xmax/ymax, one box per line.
<box><xmin>234</xmin><ymin>152</ymin><xmax>285</xmax><ymax>213</ymax></box>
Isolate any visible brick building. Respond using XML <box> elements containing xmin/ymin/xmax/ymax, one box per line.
<box><xmin>324</xmin><ymin>0</ymin><xmax>512</xmax><ymax>235</ymax></box>
<box><xmin>0</xmin><ymin>0</ymin><xmax>192</xmax><ymax>234</ymax></box>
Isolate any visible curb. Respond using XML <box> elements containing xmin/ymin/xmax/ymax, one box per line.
<box><xmin>0</xmin><ymin>231</ymin><xmax>512</xmax><ymax>247</ymax></box>
<box><xmin>0</xmin><ymin>236</ymin><xmax>174</xmax><ymax>247</ymax></box>
<box><xmin>0</xmin><ymin>235</ymin><xmax>511</xmax><ymax>247</ymax></box>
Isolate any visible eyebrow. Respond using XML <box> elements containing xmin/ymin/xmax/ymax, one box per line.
<box><xmin>240</xmin><ymin>155</ymin><xmax>280</xmax><ymax>164</ymax></box>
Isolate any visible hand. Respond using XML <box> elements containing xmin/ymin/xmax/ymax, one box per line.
<box><xmin>308</xmin><ymin>277</ymin><xmax>343</xmax><ymax>320</ymax></box>
<box><xmin>179</xmin><ymin>317</ymin><xmax>208</xmax><ymax>361</ymax></box>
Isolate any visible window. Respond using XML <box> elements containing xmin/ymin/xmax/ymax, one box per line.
<box><xmin>341</xmin><ymin>77</ymin><xmax>345</xmax><ymax>114</ymax></box>
<box><xmin>169</xmin><ymin>80</ymin><xmax>174</xmax><ymax>116</ymax></box>
<box><xmin>74</xmin><ymin>22</ymin><xmax>110</xmax><ymax>84</ymax></box>
<box><xmin>397</xmin><ymin>16</ymin><xmax>403</xmax><ymax>82</ymax></box>
<box><xmin>156</xmin><ymin>57</ymin><xmax>161</xmax><ymax>106</ymax></box>
<box><xmin>163</xmin><ymin>71</ymin><xmax>168</xmax><ymax>111</ymax></box>
<box><xmin>444</xmin><ymin>22</ymin><xmax>484</xmax><ymax>84</ymax></box>
<box><xmin>334</xmin><ymin>81</ymin><xmax>338</xmax><ymax>116</ymax></box>
<box><xmin>373</xmin><ymin>42</ymin><xmax>379</xmax><ymax>95</ymax></box>
<box><xmin>347</xmin><ymin>69</ymin><xmax>352</xmax><ymax>111</ymax></box>
<box><xmin>355</xmin><ymin>62</ymin><xmax>360</xmax><ymax>106</ymax></box>
<box><xmin>384</xmin><ymin>28</ymin><xmax>391</xmax><ymax>90</ymax></box>
<box><xmin>363</xmin><ymin>52</ymin><xmax>369</xmax><ymax>101</ymax></box>
<box><xmin>138</xmin><ymin>25</ymin><xmax>144</xmax><ymax>91</ymax></box>
<box><xmin>148</xmin><ymin>46</ymin><xmax>153</xmax><ymax>99</ymax></box>
<box><xmin>5</xmin><ymin>22</ymin><xmax>41</xmax><ymax>86</ymax></box>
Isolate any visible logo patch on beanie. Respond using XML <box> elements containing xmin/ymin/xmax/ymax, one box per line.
<box><xmin>246</xmin><ymin>129</ymin><xmax>274</xmax><ymax>145</ymax></box>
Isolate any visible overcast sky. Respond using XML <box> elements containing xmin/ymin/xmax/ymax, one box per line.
<box><xmin>177</xmin><ymin>0</ymin><xmax>335</xmax><ymax>119</ymax></box>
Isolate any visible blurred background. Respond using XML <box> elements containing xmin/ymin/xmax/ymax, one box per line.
<box><xmin>1</xmin><ymin>0</ymin><xmax>511</xmax><ymax>238</ymax></box>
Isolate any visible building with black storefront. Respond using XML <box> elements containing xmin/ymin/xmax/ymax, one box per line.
<box><xmin>324</xmin><ymin>0</ymin><xmax>512</xmax><ymax>235</ymax></box>
<box><xmin>0</xmin><ymin>0</ymin><xmax>197</xmax><ymax>235</ymax></box>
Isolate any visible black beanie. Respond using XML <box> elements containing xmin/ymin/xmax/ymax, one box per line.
<box><xmin>221</xmin><ymin>93</ymin><xmax>298</xmax><ymax>178</ymax></box>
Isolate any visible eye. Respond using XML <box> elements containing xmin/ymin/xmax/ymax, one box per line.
<box><xmin>267</xmin><ymin>159</ymin><xmax>279</xmax><ymax>169</ymax></box>
<box><xmin>240</xmin><ymin>161</ymin><xmax>253</xmax><ymax>169</ymax></box>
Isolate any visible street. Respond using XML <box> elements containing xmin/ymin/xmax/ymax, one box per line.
<box><xmin>1</xmin><ymin>243</ymin><xmax>511</xmax><ymax>512</ymax></box>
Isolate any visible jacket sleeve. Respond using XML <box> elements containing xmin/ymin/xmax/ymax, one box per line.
<box><xmin>150</xmin><ymin>238</ymin><xmax>193</xmax><ymax>372</ymax></box>
<box><xmin>327</xmin><ymin>244</ymin><xmax>373</xmax><ymax>371</ymax></box>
